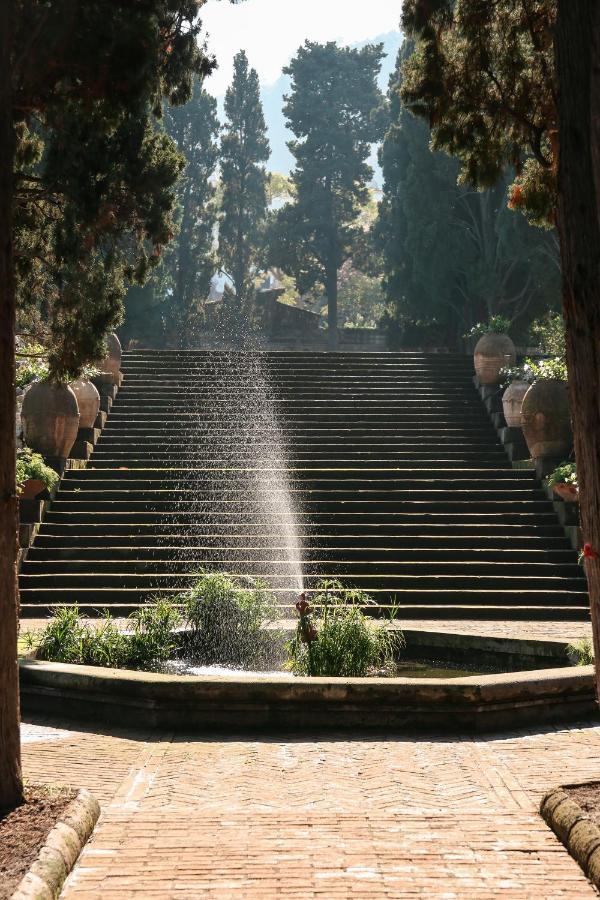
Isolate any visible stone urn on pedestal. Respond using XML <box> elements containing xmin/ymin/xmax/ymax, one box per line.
<box><xmin>99</xmin><ymin>333</ymin><xmax>122</xmax><ymax>386</ymax></box>
<box><xmin>21</xmin><ymin>382</ymin><xmax>80</xmax><ymax>460</ymax></box>
<box><xmin>520</xmin><ymin>380</ymin><xmax>572</xmax><ymax>464</ymax></box>
<box><xmin>474</xmin><ymin>333</ymin><xmax>516</xmax><ymax>385</ymax></box>
<box><xmin>502</xmin><ymin>381</ymin><xmax>530</xmax><ymax>428</ymax></box>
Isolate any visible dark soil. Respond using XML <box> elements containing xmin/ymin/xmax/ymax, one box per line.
<box><xmin>0</xmin><ymin>785</ymin><xmax>75</xmax><ymax>899</ymax></box>
<box><xmin>565</xmin><ymin>782</ymin><xmax>600</xmax><ymax>829</ymax></box>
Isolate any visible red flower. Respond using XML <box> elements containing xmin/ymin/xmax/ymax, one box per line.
<box><xmin>583</xmin><ymin>543</ymin><xmax>599</xmax><ymax>559</ymax></box>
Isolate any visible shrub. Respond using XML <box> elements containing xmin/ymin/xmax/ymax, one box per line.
<box><xmin>33</xmin><ymin>600</ymin><xmax>181</xmax><ymax>671</ymax></box>
<box><xmin>464</xmin><ymin>315</ymin><xmax>511</xmax><ymax>340</ymax></box>
<box><xmin>530</xmin><ymin>313</ymin><xmax>565</xmax><ymax>358</ymax></box>
<box><xmin>523</xmin><ymin>356</ymin><xmax>568</xmax><ymax>383</ymax></box>
<box><xmin>288</xmin><ymin>580</ymin><xmax>402</xmax><ymax>677</ymax></box>
<box><xmin>15</xmin><ymin>343</ymin><xmax>49</xmax><ymax>388</ymax></box>
<box><xmin>546</xmin><ymin>462</ymin><xmax>577</xmax><ymax>489</ymax></box>
<box><xmin>567</xmin><ymin>638</ymin><xmax>594</xmax><ymax>667</ymax></box>
<box><xmin>179</xmin><ymin>572</ymin><xmax>282</xmax><ymax>668</ymax></box>
<box><xmin>16</xmin><ymin>447</ymin><xmax>59</xmax><ymax>494</ymax></box>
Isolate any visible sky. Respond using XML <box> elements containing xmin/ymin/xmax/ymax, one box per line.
<box><xmin>201</xmin><ymin>0</ymin><xmax>402</xmax><ymax>96</ymax></box>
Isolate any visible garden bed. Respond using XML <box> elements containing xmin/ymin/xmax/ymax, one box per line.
<box><xmin>0</xmin><ymin>785</ymin><xmax>74</xmax><ymax>899</ymax></box>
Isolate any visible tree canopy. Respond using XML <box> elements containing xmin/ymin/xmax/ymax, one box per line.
<box><xmin>267</xmin><ymin>41</ymin><xmax>385</xmax><ymax>346</ymax></box>
<box><xmin>400</xmin><ymin>1</ymin><xmax>556</xmax><ymax>227</ymax></box>
<box><xmin>375</xmin><ymin>42</ymin><xmax>561</xmax><ymax>346</ymax></box>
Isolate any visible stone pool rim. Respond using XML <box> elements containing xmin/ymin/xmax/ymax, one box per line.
<box><xmin>19</xmin><ymin>657</ymin><xmax>598</xmax><ymax>734</ymax></box>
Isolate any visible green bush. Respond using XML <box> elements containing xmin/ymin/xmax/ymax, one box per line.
<box><xmin>179</xmin><ymin>572</ymin><xmax>282</xmax><ymax>668</ymax></box>
<box><xmin>15</xmin><ymin>343</ymin><xmax>49</xmax><ymax>388</ymax></box>
<box><xmin>464</xmin><ymin>315</ymin><xmax>511</xmax><ymax>340</ymax></box>
<box><xmin>288</xmin><ymin>580</ymin><xmax>402</xmax><ymax>677</ymax></box>
<box><xmin>16</xmin><ymin>447</ymin><xmax>59</xmax><ymax>494</ymax></box>
<box><xmin>523</xmin><ymin>356</ymin><xmax>568</xmax><ymax>383</ymax></box>
<box><xmin>33</xmin><ymin>600</ymin><xmax>181</xmax><ymax>671</ymax></box>
<box><xmin>567</xmin><ymin>638</ymin><xmax>594</xmax><ymax>667</ymax></box>
<box><xmin>546</xmin><ymin>462</ymin><xmax>577</xmax><ymax>489</ymax></box>
<box><xmin>530</xmin><ymin>313</ymin><xmax>565</xmax><ymax>357</ymax></box>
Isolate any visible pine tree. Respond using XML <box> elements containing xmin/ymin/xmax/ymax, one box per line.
<box><xmin>163</xmin><ymin>79</ymin><xmax>220</xmax><ymax>346</ymax></box>
<box><xmin>218</xmin><ymin>51</ymin><xmax>270</xmax><ymax>311</ymax></box>
<box><xmin>266</xmin><ymin>42</ymin><xmax>385</xmax><ymax>348</ymax></box>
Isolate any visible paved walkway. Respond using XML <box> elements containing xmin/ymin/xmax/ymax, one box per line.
<box><xmin>21</xmin><ymin>717</ymin><xmax>600</xmax><ymax>898</ymax></box>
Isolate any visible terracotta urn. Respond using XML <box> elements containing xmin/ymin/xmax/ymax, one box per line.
<box><xmin>20</xmin><ymin>478</ymin><xmax>47</xmax><ymax>500</ymax></box>
<box><xmin>502</xmin><ymin>381</ymin><xmax>529</xmax><ymax>428</ymax></box>
<box><xmin>99</xmin><ymin>332</ymin><xmax>122</xmax><ymax>385</ymax></box>
<box><xmin>521</xmin><ymin>380</ymin><xmax>572</xmax><ymax>460</ymax></box>
<box><xmin>474</xmin><ymin>333</ymin><xmax>516</xmax><ymax>385</ymax></box>
<box><xmin>553</xmin><ymin>482</ymin><xmax>579</xmax><ymax>503</ymax></box>
<box><xmin>21</xmin><ymin>382</ymin><xmax>80</xmax><ymax>458</ymax></box>
<box><xmin>69</xmin><ymin>379</ymin><xmax>101</xmax><ymax>429</ymax></box>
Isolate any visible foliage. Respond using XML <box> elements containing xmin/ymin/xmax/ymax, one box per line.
<box><xmin>546</xmin><ymin>462</ymin><xmax>577</xmax><ymax>489</ymax></box>
<box><xmin>12</xmin><ymin>1</ymin><xmax>222</xmax><ymax>380</ymax></box>
<box><xmin>401</xmin><ymin>1</ymin><xmax>556</xmax><ymax>228</ymax></box>
<box><xmin>567</xmin><ymin>638</ymin><xmax>594</xmax><ymax>667</ymax></box>
<box><xmin>337</xmin><ymin>263</ymin><xmax>387</xmax><ymax>329</ymax></box>
<box><xmin>179</xmin><ymin>572</ymin><xmax>281</xmax><ymax>668</ymax></box>
<box><xmin>15</xmin><ymin>447</ymin><xmax>59</xmax><ymax>494</ymax></box>
<box><xmin>499</xmin><ymin>364</ymin><xmax>533</xmax><ymax>389</ymax></box>
<box><xmin>267</xmin><ymin>41</ymin><xmax>385</xmax><ymax>339</ymax></box>
<box><xmin>219</xmin><ymin>51</ymin><xmax>270</xmax><ymax>310</ymax></box>
<box><xmin>288</xmin><ymin>580</ymin><xmax>401</xmax><ymax>678</ymax></box>
<box><xmin>375</xmin><ymin>41</ymin><xmax>561</xmax><ymax>347</ymax></box>
<box><xmin>162</xmin><ymin>79</ymin><xmax>220</xmax><ymax>346</ymax></box>
<box><xmin>523</xmin><ymin>356</ymin><xmax>568</xmax><ymax>383</ymax></box>
<box><xmin>530</xmin><ymin>313</ymin><xmax>566</xmax><ymax>357</ymax></box>
<box><xmin>15</xmin><ymin>343</ymin><xmax>49</xmax><ymax>388</ymax></box>
<box><xmin>464</xmin><ymin>316</ymin><xmax>512</xmax><ymax>340</ymax></box>
<box><xmin>33</xmin><ymin>601</ymin><xmax>181</xmax><ymax>671</ymax></box>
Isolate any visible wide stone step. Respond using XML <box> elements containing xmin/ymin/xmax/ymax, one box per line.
<box><xmin>52</xmin><ymin>488</ymin><xmax>548</xmax><ymax>503</ymax></box>
<box><xmin>27</xmin><ymin>546</ymin><xmax>576</xmax><ymax>563</ymax></box>
<box><xmin>20</xmin><ymin>558</ymin><xmax>582</xmax><ymax>577</ymax></box>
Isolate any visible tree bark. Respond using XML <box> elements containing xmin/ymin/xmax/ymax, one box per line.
<box><xmin>0</xmin><ymin>0</ymin><xmax>23</xmax><ymax>808</ymax></box>
<box><xmin>326</xmin><ymin>263</ymin><xmax>339</xmax><ymax>351</ymax></box>
<box><xmin>555</xmin><ymin>0</ymin><xmax>600</xmax><ymax>697</ymax></box>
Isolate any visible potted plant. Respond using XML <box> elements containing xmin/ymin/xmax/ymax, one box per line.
<box><xmin>500</xmin><ymin>363</ymin><xmax>533</xmax><ymax>428</ymax></box>
<box><xmin>468</xmin><ymin>316</ymin><xmax>516</xmax><ymax>385</ymax></box>
<box><xmin>546</xmin><ymin>462</ymin><xmax>578</xmax><ymax>502</ymax></box>
<box><xmin>520</xmin><ymin>357</ymin><xmax>572</xmax><ymax>461</ymax></box>
<box><xmin>21</xmin><ymin>379</ymin><xmax>80</xmax><ymax>459</ymax></box>
<box><xmin>16</xmin><ymin>446</ymin><xmax>59</xmax><ymax>499</ymax></box>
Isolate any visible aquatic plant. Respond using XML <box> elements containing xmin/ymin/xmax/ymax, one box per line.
<box><xmin>288</xmin><ymin>579</ymin><xmax>402</xmax><ymax>678</ymax></box>
<box><xmin>180</xmin><ymin>572</ymin><xmax>282</xmax><ymax>668</ymax></box>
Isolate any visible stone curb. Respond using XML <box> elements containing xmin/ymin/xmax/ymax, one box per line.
<box><xmin>541</xmin><ymin>787</ymin><xmax>600</xmax><ymax>889</ymax></box>
<box><xmin>10</xmin><ymin>789</ymin><xmax>100</xmax><ymax>900</ymax></box>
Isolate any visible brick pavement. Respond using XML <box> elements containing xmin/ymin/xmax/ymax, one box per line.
<box><xmin>21</xmin><ymin>718</ymin><xmax>600</xmax><ymax>898</ymax></box>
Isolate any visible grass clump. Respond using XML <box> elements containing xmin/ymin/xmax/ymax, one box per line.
<box><xmin>32</xmin><ymin>600</ymin><xmax>181</xmax><ymax>671</ymax></box>
<box><xmin>567</xmin><ymin>637</ymin><xmax>594</xmax><ymax>667</ymax></box>
<box><xmin>288</xmin><ymin>580</ymin><xmax>402</xmax><ymax>678</ymax></box>
<box><xmin>179</xmin><ymin>572</ymin><xmax>282</xmax><ymax>669</ymax></box>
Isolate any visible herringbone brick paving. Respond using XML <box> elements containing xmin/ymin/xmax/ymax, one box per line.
<box><xmin>21</xmin><ymin>718</ymin><xmax>600</xmax><ymax>897</ymax></box>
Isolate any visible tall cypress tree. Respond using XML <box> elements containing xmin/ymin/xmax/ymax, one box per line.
<box><xmin>164</xmin><ymin>79</ymin><xmax>220</xmax><ymax>345</ymax></box>
<box><xmin>218</xmin><ymin>51</ymin><xmax>270</xmax><ymax>310</ymax></box>
<box><xmin>267</xmin><ymin>42</ymin><xmax>385</xmax><ymax>348</ymax></box>
<box><xmin>375</xmin><ymin>42</ymin><xmax>561</xmax><ymax>346</ymax></box>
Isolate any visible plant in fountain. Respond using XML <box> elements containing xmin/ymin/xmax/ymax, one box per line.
<box><xmin>180</xmin><ymin>572</ymin><xmax>282</xmax><ymax>669</ymax></box>
<box><xmin>288</xmin><ymin>580</ymin><xmax>401</xmax><ymax>678</ymax></box>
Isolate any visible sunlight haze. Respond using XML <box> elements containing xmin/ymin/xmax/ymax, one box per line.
<box><xmin>202</xmin><ymin>0</ymin><xmax>401</xmax><ymax>95</ymax></box>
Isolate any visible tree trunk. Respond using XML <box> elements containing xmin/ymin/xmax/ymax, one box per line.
<box><xmin>0</xmin><ymin>0</ymin><xmax>23</xmax><ymax>809</ymax></box>
<box><xmin>326</xmin><ymin>264</ymin><xmax>339</xmax><ymax>351</ymax></box>
<box><xmin>555</xmin><ymin>0</ymin><xmax>600</xmax><ymax>696</ymax></box>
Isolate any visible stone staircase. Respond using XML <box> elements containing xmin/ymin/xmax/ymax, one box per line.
<box><xmin>19</xmin><ymin>351</ymin><xmax>590</xmax><ymax>621</ymax></box>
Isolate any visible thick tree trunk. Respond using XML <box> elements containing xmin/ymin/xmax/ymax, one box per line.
<box><xmin>326</xmin><ymin>264</ymin><xmax>339</xmax><ymax>351</ymax></box>
<box><xmin>555</xmin><ymin>1</ymin><xmax>600</xmax><ymax>696</ymax></box>
<box><xmin>0</xmin><ymin>0</ymin><xmax>23</xmax><ymax>808</ymax></box>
